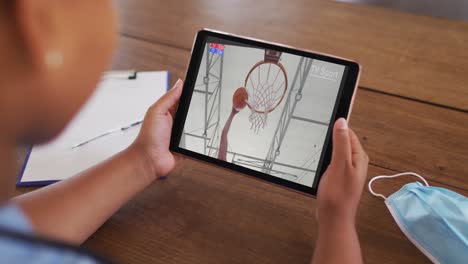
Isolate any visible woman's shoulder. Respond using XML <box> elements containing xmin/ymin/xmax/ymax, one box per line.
<box><xmin>0</xmin><ymin>203</ymin><xmax>33</xmax><ymax>233</ymax></box>
<box><xmin>0</xmin><ymin>203</ymin><xmax>111</xmax><ymax>264</ymax></box>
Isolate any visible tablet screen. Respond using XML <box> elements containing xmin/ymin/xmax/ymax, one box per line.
<box><xmin>176</xmin><ymin>32</ymin><xmax>355</xmax><ymax>192</ymax></box>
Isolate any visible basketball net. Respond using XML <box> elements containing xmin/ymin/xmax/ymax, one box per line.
<box><xmin>248</xmin><ymin>82</ymin><xmax>279</xmax><ymax>133</ymax></box>
<box><xmin>246</xmin><ymin>50</ymin><xmax>287</xmax><ymax>133</ymax></box>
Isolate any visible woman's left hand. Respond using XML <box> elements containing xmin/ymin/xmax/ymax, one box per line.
<box><xmin>130</xmin><ymin>79</ymin><xmax>183</xmax><ymax>179</ymax></box>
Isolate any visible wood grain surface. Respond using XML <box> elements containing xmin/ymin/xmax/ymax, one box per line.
<box><xmin>115</xmin><ymin>0</ymin><xmax>468</xmax><ymax>111</ymax></box>
<box><xmin>82</xmin><ymin>159</ymin><xmax>443</xmax><ymax>264</ymax></box>
<box><xmin>15</xmin><ymin>1</ymin><xmax>468</xmax><ymax>263</ymax></box>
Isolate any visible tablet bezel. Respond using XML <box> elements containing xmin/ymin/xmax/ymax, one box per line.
<box><xmin>170</xmin><ymin>29</ymin><xmax>361</xmax><ymax>196</ymax></box>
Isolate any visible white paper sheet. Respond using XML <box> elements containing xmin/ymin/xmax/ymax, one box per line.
<box><xmin>20</xmin><ymin>71</ymin><xmax>169</xmax><ymax>184</ymax></box>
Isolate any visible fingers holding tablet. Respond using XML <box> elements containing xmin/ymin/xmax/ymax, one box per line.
<box><xmin>331</xmin><ymin>118</ymin><xmax>352</xmax><ymax>167</ymax></box>
<box><xmin>316</xmin><ymin>119</ymin><xmax>368</xmax><ymax>223</ymax></box>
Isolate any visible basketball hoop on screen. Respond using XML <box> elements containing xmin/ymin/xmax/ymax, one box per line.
<box><xmin>217</xmin><ymin>49</ymin><xmax>288</xmax><ymax>161</ymax></box>
<box><xmin>244</xmin><ymin>50</ymin><xmax>288</xmax><ymax>133</ymax></box>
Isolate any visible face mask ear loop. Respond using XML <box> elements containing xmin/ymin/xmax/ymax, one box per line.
<box><xmin>368</xmin><ymin>172</ymin><xmax>430</xmax><ymax>200</ymax></box>
<box><xmin>368</xmin><ymin>176</ymin><xmax>389</xmax><ymax>200</ymax></box>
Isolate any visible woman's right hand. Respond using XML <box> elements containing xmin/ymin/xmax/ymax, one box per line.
<box><xmin>316</xmin><ymin>118</ymin><xmax>369</xmax><ymax>228</ymax></box>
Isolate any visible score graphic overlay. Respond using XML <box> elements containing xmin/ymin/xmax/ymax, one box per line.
<box><xmin>181</xmin><ymin>40</ymin><xmax>346</xmax><ymax>187</ymax></box>
<box><xmin>209</xmin><ymin>43</ymin><xmax>225</xmax><ymax>55</ymax></box>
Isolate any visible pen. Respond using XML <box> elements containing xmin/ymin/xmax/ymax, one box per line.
<box><xmin>121</xmin><ymin>121</ymin><xmax>143</xmax><ymax>131</ymax></box>
<box><xmin>71</xmin><ymin>120</ymin><xmax>143</xmax><ymax>149</ymax></box>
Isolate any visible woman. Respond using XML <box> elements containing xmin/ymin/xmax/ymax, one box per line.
<box><xmin>0</xmin><ymin>1</ymin><xmax>369</xmax><ymax>263</ymax></box>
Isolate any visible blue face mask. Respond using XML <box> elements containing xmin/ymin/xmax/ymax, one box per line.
<box><xmin>368</xmin><ymin>172</ymin><xmax>468</xmax><ymax>264</ymax></box>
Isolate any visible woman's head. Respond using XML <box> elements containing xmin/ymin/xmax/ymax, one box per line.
<box><xmin>0</xmin><ymin>1</ymin><xmax>117</xmax><ymax>144</ymax></box>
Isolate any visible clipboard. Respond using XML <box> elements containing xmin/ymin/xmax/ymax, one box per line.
<box><xmin>17</xmin><ymin>71</ymin><xmax>170</xmax><ymax>187</ymax></box>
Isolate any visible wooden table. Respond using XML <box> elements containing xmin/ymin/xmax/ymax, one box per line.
<box><xmin>17</xmin><ymin>0</ymin><xmax>468</xmax><ymax>263</ymax></box>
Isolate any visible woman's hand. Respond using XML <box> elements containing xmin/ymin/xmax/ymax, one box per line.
<box><xmin>316</xmin><ymin>118</ymin><xmax>369</xmax><ymax>228</ymax></box>
<box><xmin>130</xmin><ymin>79</ymin><xmax>183</xmax><ymax>180</ymax></box>
<box><xmin>311</xmin><ymin>118</ymin><xmax>368</xmax><ymax>264</ymax></box>
<box><xmin>15</xmin><ymin>79</ymin><xmax>185</xmax><ymax>244</ymax></box>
